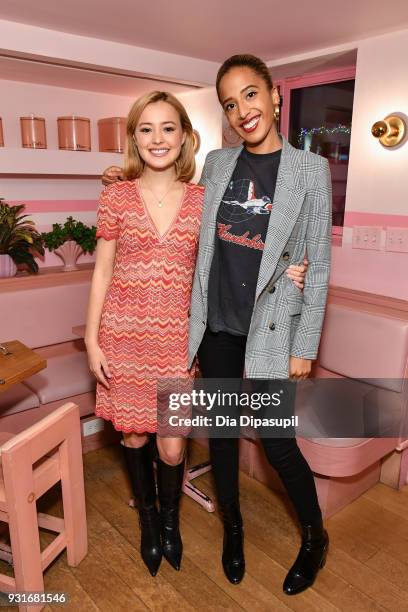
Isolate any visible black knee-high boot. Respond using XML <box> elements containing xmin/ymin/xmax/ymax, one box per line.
<box><xmin>123</xmin><ymin>443</ymin><xmax>162</xmax><ymax>576</ymax></box>
<box><xmin>157</xmin><ymin>457</ymin><xmax>184</xmax><ymax>570</ymax></box>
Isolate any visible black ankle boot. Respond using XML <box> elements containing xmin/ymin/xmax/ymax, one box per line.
<box><xmin>123</xmin><ymin>443</ymin><xmax>162</xmax><ymax>576</ymax></box>
<box><xmin>157</xmin><ymin>457</ymin><xmax>184</xmax><ymax>570</ymax></box>
<box><xmin>283</xmin><ymin>520</ymin><xmax>329</xmax><ymax>595</ymax></box>
<box><xmin>219</xmin><ymin>502</ymin><xmax>245</xmax><ymax>584</ymax></box>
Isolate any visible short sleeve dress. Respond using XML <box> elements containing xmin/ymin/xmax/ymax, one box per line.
<box><xmin>94</xmin><ymin>179</ymin><xmax>204</xmax><ymax>433</ymax></box>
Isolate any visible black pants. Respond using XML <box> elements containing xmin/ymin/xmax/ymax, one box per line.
<box><xmin>198</xmin><ymin>327</ymin><xmax>322</xmax><ymax>526</ymax></box>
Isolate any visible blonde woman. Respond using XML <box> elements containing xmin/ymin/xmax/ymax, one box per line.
<box><xmin>85</xmin><ymin>91</ymin><xmax>202</xmax><ymax>576</ymax></box>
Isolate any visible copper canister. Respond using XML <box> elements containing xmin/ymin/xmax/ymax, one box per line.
<box><xmin>98</xmin><ymin>117</ymin><xmax>126</xmax><ymax>152</ymax></box>
<box><xmin>20</xmin><ymin>115</ymin><xmax>47</xmax><ymax>149</ymax></box>
<box><xmin>0</xmin><ymin>118</ymin><xmax>3</xmax><ymax>147</ymax></box>
<box><xmin>57</xmin><ymin>116</ymin><xmax>91</xmax><ymax>151</ymax></box>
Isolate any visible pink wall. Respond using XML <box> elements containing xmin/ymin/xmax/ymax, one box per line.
<box><xmin>177</xmin><ymin>87</ymin><xmax>222</xmax><ymax>181</ymax></box>
<box><xmin>345</xmin><ymin>29</ymin><xmax>408</xmax><ymax>218</ymax></box>
<box><xmin>332</xmin><ymin>30</ymin><xmax>408</xmax><ymax>299</ymax></box>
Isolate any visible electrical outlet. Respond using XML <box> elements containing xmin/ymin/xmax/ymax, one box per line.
<box><xmin>385</xmin><ymin>227</ymin><xmax>408</xmax><ymax>253</ymax></box>
<box><xmin>352</xmin><ymin>226</ymin><xmax>382</xmax><ymax>250</ymax></box>
<box><xmin>82</xmin><ymin>417</ymin><xmax>105</xmax><ymax>437</ymax></box>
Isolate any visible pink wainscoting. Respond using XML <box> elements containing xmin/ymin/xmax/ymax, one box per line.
<box><xmin>330</xmin><ymin>247</ymin><xmax>408</xmax><ymax>301</ymax></box>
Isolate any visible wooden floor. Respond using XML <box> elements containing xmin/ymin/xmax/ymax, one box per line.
<box><xmin>2</xmin><ymin>441</ymin><xmax>408</xmax><ymax>612</ymax></box>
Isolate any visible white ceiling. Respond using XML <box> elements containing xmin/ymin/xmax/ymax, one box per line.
<box><xmin>1</xmin><ymin>0</ymin><xmax>408</xmax><ymax>62</ymax></box>
<box><xmin>270</xmin><ymin>50</ymin><xmax>358</xmax><ymax>80</ymax></box>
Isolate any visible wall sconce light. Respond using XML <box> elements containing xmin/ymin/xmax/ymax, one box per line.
<box><xmin>371</xmin><ymin>114</ymin><xmax>406</xmax><ymax>147</ymax></box>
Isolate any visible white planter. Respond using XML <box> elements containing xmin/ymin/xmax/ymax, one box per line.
<box><xmin>54</xmin><ymin>240</ymin><xmax>84</xmax><ymax>271</ymax></box>
<box><xmin>0</xmin><ymin>254</ymin><xmax>17</xmax><ymax>277</ymax></box>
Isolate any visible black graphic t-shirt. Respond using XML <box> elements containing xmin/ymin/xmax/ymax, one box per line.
<box><xmin>207</xmin><ymin>146</ymin><xmax>282</xmax><ymax>336</ymax></box>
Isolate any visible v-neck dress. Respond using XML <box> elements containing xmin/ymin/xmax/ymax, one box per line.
<box><xmin>94</xmin><ymin>179</ymin><xmax>204</xmax><ymax>433</ymax></box>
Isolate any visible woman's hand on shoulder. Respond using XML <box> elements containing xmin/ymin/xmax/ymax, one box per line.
<box><xmin>286</xmin><ymin>257</ymin><xmax>308</xmax><ymax>290</ymax></box>
<box><xmin>86</xmin><ymin>342</ymin><xmax>112</xmax><ymax>388</ymax></box>
<box><xmin>101</xmin><ymin>166</ymin><xmax>124</xmax><ymax>186</ymax></box>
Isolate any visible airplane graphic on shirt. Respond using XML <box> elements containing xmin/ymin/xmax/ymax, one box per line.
<box><xmin>222</xmin><ymin>179</ymin><xmax>273</xmax><ymax>215</ymax></box>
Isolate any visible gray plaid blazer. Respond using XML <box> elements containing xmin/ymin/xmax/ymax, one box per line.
<box><xmin>188</xmin><ymin>136</ymin><xmax>332</xmax><ymax>378</ymax></box>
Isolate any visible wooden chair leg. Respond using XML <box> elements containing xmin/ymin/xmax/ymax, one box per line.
<box><xmin>399</xmin><ymin>447</ymin><xmax>408</xmax><ymax>488</ymax></box>
<box><xmin>59</xmin><ymin>436</ymin><xmax>88</xmax><ymax>566</ymax></box>
<box><xmin>5</xmin><ymin>471</ymin><xmax>45</xmax><ymax>612</ymax></box>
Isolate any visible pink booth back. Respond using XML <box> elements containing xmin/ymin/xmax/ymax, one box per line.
<box><xmin>318</xmin><ymin>304</ymin><xmax>408</xmax><ymax>393</ymax></box>
<box><xmin>0</xmin><ymin>276</ymin><xmax>90</xmax><ymax>348</ymax></box>
<box><xmin>0</xmin><ymin>271</ymin><xmax>95</xmax><ymax>433</ymax></box>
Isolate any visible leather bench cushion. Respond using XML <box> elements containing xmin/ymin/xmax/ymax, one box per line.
<box><xmin>319</xmin><ymin>304</ymin><xmax>408</xmax><ymax>392</ymax></box>
<box><xmin>24</xmin><ymin>351</ymin><xmax>96</xmax><ymax>404</ymax></box>
<box><xmin>0</xmin><ymin>383</ymin><xmax>40</xmax><ymax>417</ymax></box>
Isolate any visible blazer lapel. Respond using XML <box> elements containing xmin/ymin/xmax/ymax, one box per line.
<box><xmin>198</xmin><ymin>145</ymin><xmax>243</xmax><ymax>295</ymax></box>
<box><xmin>255</xmin><ymin>137</ymin><xmax>306</xmax><ymax>301</ymax></box>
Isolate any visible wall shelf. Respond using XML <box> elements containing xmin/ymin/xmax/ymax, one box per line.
<box><xmin>0</xmin><ymin>148</ymin><xmax>124</xmax><ymax>177</ymax></box>
<box><xmin>0</xmin><ymin>263</ymin><xmax>94</xmax><ymax>291</ymax></box>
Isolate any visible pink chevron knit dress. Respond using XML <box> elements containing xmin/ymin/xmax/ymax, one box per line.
<box><xmin>94</xmin><ymin>180</ymin><xmax>203</xmax><ymax>433</ymax></box>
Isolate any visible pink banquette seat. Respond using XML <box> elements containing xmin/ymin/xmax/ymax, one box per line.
<box><xmin>245</xmin><ymin>299</ymin><xmax>408</xmax><ymax>517</ymax></box>
<box><xmin>0</xmin><ymin>269</ymin><xmax>110</xmax><ymax>448</ymax></box>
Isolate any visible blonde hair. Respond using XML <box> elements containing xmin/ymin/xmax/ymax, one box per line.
<box><xmin>124</xmin><ymin>91</ymin><xmax>196</xmax><ymax>182</ymax></box>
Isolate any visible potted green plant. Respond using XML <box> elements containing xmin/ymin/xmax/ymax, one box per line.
<box><xmin>41</xmin><ymin>216</ymin><xmax>97</xmax><ymax>271</ymax></box>
<box><xmin>0</xmin><ymin>198</ymin><xmax>44</xmax><ymax>277</ymax></box>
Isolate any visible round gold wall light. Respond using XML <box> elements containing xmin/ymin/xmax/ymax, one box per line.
<box><xmin>371</xmin><ymin>114</ymin><xmax>406</xmax><ymax>147</ymax></box>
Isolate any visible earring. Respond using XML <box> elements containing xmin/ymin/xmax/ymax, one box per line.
<box><xmin>272</xmin><ymin>88</ymin><xmax>280</xmax><ymax>123</ymax></box>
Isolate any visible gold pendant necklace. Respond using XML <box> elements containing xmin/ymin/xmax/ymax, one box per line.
<box><xmin>141</xmin><ymin>179</ymin><xmax>175</xmax><ymax>208</ymax></box>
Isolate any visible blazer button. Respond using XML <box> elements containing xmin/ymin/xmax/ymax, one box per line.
<box><xmin>282</xmin><ymin>251</ymin><xmax>290</xmax><ymax>261</ymax></box>
<box><xmin>269</xmin><ymin>322</ymin><xmax>276</xmax><ymax>331</ymax></box>
<box><xmin>268</xmin><ymin>285</ymin><xmax>276</xmax><ymax>294</ymax></box>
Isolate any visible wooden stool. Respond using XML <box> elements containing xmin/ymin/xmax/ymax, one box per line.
<box><xmin>0</xmin><ymin>402</ymin><xmax>87</xmax><ymax>612</ymax></box>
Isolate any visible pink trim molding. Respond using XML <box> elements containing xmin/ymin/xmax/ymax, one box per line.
<box><xmin>344</xmin><ymin>211</ymin><xmax>408</xmax><ymax>228</ymax></box>
<box><xmin>9</xmin><ymin>200</ymin><xmax>98</xmax><ymax>213</ymax></box>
